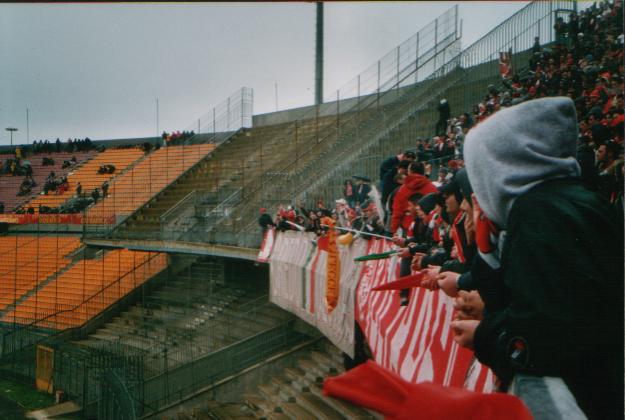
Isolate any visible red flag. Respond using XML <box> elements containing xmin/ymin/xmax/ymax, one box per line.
<box><xmin>372</xmin><ymin>272</ymin><xmax>425</xmax><ymax>291</ymax></box>
<box><xmin>323</xmin><ymin>360</ymin><xmax>532</xmax><ymax>420</ymax></box>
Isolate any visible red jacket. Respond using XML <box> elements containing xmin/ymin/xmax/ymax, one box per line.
<box><xmin>391</xmin><ymin>174</ymin><xmax>437</xmax><ymax>233</ymax></box>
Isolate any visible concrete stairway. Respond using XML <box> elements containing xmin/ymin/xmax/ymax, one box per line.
<box><xmin>166</xmin><ymin>341</ymin><xmax>382</xmax><ymax>420</ymax></box>
<box><xmin>241</xmin><ymin>345</ymin><xmax>381</xmax><ymax>420</ymax></box>
<box><xmin>72</xmin><ymin>258</ymin><xmax>293</xmax><ymax>377</ymax></box>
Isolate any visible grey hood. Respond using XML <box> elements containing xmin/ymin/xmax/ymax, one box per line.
<box><xmin>464</xmin><ymin>97</ymin><xmax>581</xmax><ymax>228</ymax></box>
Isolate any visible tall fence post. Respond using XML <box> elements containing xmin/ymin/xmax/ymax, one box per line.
<box><xmin>241</xmin><ymin>89</ymin><xmax>245</xmax><ymax>127</ymax></box>
<box><xmin>434</xmin><ymin>18</ymin><xmax>439</xmax><ymax>70</ymax></box>
<box><xmin>336</xmin><ymin>90</ymin><xmax>340</xmax><ymax>140</ymax></box>
<box><xmin>415</xmin><ymin>32</ymin><xmax>420</xmax><ymax>83</ymax></box>
<box><xmin>396</xmin><ymin>45</ymin><xmax>400</xmax><ymax>92</ymax></box>
<box><xmin>376</xmin><ymin>60</ymin><xmax>381</xmax><ymax>109</ymax></box>
<box><xmin>227</xmin><ymin>97</ymin><xmax>231</xmax><ymax>132</ymax></box>
<box><xmin>295</xmin><ymin>120</ymin><xmax>299</xmax><ymax>169</ymax></box>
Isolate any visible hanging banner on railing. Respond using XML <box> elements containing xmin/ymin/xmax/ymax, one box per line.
<box><xmin>268</xmin><ymin>231</ymin><xmax>493</xmax><ymax>392</ymax></box>
<box><xmin>0</xmin><ymin>214</ymin><xmax>20</xmax><ymax>224</ymax></box>
<box><xmin>321</xmin><ymin>217</ymin><xmax>340</xmax><ymax>314</ymax></box>
<box><xmin>14</xmin><ymin>213</ymin><xmax>115</xmax><ymax>225</ymax></box>
<box><xmin>269</xmin><ymin>231</ymin><xmax>366</xmax><ymax>357</ymax></box>
<box><xmin>355</xmin><ymin>238</ymin><xmax>493</xmax><ymax>393</ymax></box>
<box><xmin>257</xmin><ymin>228</ymin><xmax>276</xmax><ymax>263</ymax></box>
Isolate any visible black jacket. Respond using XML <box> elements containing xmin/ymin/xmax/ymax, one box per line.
<box><xmin>473</xmin><ymin>178</ymin><xmax>623</xmax><ymax>419</ymax></box>
<box><xmin>379</xmin><ymin>156</ymin><xmax>400</xmax><ymax>181</ymax></box>
<box><xmin>258</xmin><ymin>213</ymin><xmax>275</xmax><ymax>230</ymax></box>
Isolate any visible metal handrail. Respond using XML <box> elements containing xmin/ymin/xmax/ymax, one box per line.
<box><xmin>159</xmin><ymin>190</ymin><xmax>197</xmax><ymax>225</ymax></box>
<box><xmin>0</xmin><ymin>251</ymin><xmax>165</xmax><ymax>357</ymax></box>
<box><xmin>223</xmin><ymin>36</ymin><xmax>463</xmax><ymax>235</ymax></box>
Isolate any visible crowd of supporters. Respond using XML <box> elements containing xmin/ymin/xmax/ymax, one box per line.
<box><xmin>260</xmin><ymin>2</ymin><xmax>623</xmax><ymax>418</ymax></box>
<box><xmin>162</xmin><ymin>130</ymin><xmax>195</xmax><ymax>146</ymax></box>
<box><xmin>31</xmin><ymin>137</ymin><xmax>94</xmax><ymax>154</ymax></box>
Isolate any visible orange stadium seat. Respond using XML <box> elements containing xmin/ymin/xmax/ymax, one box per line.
<box><xmin>1</xmin><ymin>248</ymin><xmax>167</xmax><ymax>330</ymax></box>
<box><xmin>0</xmin><ymin>151</ymin><xmax>97</xmax><ymax>213</ymax></box>
<box><xmin>24</xmin><ymin>148</ymin><xmax>145</xmax><ymax>213</ymax></box>
<box><xmin>0</xmin><ymin>236</ymin><xmax>80</xmax><ymax>311</ymax></box>
<box><xmin>86</xmin><ymin>144</ymin><xmax>214</xmax><ymax>221</ymax></box>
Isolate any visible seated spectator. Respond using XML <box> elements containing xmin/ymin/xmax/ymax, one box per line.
<box><xmin>75</xmin><ymin>182</ymin><xmax>82</xmax><ymax>197</ymax></box>
<box><xmin>101</xmin><ymin>180</ymin><xmax>109</xmax><ymax>198</ymax></box>
<box><xmin>56</xmin><ymin>176</ymin><xmax>69</xmax><ymax>195</ymax></box>
<box><xmin>97</xmin><ymin>164</ymin><xmax>116</xmax><ymax>174</ymax></box>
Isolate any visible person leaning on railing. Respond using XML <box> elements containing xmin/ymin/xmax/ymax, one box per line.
<box><xmin>450</xmin><ymin>97</ymin><xmax>623</xmax><ymax>420</ymax></box>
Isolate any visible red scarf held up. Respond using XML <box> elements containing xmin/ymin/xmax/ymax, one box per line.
<box><xmin>323</xmin><ymin>360</ymin><xmax>532</xmax><ymax>420</ymax></box>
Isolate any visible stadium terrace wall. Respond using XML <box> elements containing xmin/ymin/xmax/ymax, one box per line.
<box><xmin>0</xmin><ymin>133</ymin><xmax>226</xmax><ymax>153</ymax></box>
<box><xmin>252</xmin><ymin>81</ymin><xmax>435</xmax><ymax>128</ymax></box>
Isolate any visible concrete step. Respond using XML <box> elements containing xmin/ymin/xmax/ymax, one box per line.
<box><xmin>310</xmin><ymin>351</ymin><xmax>342</xmax><ymax>374</ymax></box>
<box><xmin>297</xmin><ymin>359</ymin><xmax>326</xmax><ymax>383</ymax></box>
<box><xmin>294</xmin><ymin>392</ymin><xmax>346</xmax><ymax>420</ymax></box>
<box><xmin>307</xmin><ymin>380</ymin><xmax>379</xmax><ymax>419</ymax></box>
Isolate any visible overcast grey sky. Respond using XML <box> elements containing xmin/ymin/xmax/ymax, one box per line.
<box><xmin>0</xmin><ymin>2</ymin><xmax>529</xmax><ymax>145</ymax></box>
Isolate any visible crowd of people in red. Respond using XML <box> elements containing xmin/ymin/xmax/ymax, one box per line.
<box><xmin>261</xmin><ymin>2</ymin><xmax>623</xmax><ymax>418</ymax></box>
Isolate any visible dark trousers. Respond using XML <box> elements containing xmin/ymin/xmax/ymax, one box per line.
<box><xmin>399</xmin><ymin>255</ymin><xmax>412</xmax><ymax>302</ymax></box>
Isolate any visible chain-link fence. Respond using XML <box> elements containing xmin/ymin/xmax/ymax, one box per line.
<box><xmin>133</xmin><ymin>1</ymin><xmax>583</xmax><ymax>248</ymax></box>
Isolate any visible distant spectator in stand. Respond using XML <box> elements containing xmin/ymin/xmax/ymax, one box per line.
<box><xmin>381</xmin><ymin>160</ymin><xmax>411</xmax><ymax>211</ymax></box>
<box><xmin>258</xmin><ymin>208</ymin><xmax>275</xmax><ymax>232</ymax></box>
<box><xmin>343</xmin><ymin>180</ymin><xmax>355</xmax><ymax>208</ymax></box>
<box><xmin>75</xmin><ymin>182</ymin><xmax>82</xmax><ymax>197</ymax></box>
<box><xmin>353</xmin><ymin>176</ymin><xmax>372</xmax><ymax>207</ymax></box>
<box><xmin>101</xmin><ymin>180</ymin><xmax>109</xmax><ymax>198</ymax></box>
<box><xmin>379</xmin><ymin>151</ymin><xmax>416</xmax><ymax>181</ymax></box>
<box><xmin>532</xmin><ymin>36</ymin><xmax>541</xmax><ymax>54</ymax></box>
<box><xmin>436</xmin><ymin>99</ymin><xmax>450</xmax><ymax>136</ymax></box>
<box><xmin>91</xmin><ymin>188</ymin><xmax>101</xmax><ymax>204</ymax></box>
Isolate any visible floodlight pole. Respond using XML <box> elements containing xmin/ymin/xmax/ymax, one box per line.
<box><xmin>315</xmin><ymin>2</ymin><xmax>324</xmax><ymax>106</ymax></box>
<box><xmin>5</xmin><ymin>127</ymin><xmax>17</xmax><ymax>147</ymax></box>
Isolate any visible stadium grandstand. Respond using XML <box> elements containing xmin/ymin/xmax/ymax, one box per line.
<box><xmin>0</xmin><ymin>1</ymin><xmax>622</xmax><ymax>419</ymax></box>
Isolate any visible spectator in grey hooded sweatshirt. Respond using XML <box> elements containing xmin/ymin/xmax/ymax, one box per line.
<box><xmin>451</xmin><ymin>97</ymin><xmax>623</xmax><ymax>420</ymax></box>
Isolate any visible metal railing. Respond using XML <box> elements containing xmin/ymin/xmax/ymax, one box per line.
<box><xmin>0</xmin><ymin>246</ymin><xmax>167</xmax><ymax>358</ymax></box>
<box><xmin>201</xmin><ymin>0</ymin><xmax>580</xmax><ymax>244</ymax></box>
<box><xmin>103</xmin><ymin>7</ymin><xmax>459</xmax><ymax>243</ymax></box>
<box><xmin>132</xmin><ymin>6</ymin><xmax>461</xmax><ymax>246</ymax></box>
<box><xmin>181</xmin><ymin>87</ymin><xmax>253</xmax><ymax>143</ymax></box>
<box><xmin>140</xmin><ymin>319</ymin><xmax>306</xmax><ymax>413</ymax></box>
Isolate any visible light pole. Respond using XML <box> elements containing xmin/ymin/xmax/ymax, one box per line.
<box><xmin>5</xmin><ymin>128</ymin><xmax>17</xmax><ymax>147</ymax></box>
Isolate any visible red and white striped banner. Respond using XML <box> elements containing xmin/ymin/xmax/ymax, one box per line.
<box><xmin>355</xmin><ymin>238</ymin><xmax>493</xmax><ymax>392</ymax></box>
<box><xmin>268</xmin><ymin>232</ymin><xmax>493</xmax><ymax>392</ymax></box>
